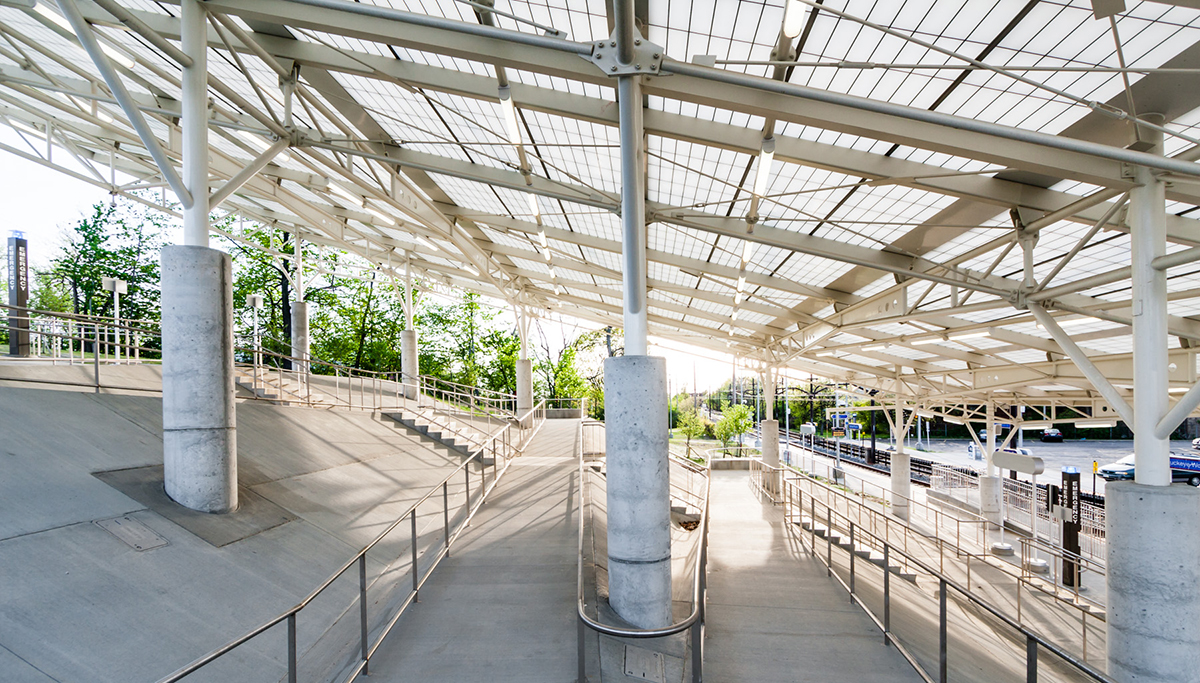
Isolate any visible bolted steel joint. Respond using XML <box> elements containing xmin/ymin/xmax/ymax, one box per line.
<box><xmin>584</xmin><ymin>28</ymin><xmax>664</xmax><ymax>76</ymax></box>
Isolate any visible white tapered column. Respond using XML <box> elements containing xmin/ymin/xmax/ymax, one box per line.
<box><xmin>891</xmin><ymin>394</ymin><xmax>910</xmax><ymax>521</ymax></box>
<box><xmin>1107</xmin><ymin>119</ymin><xmax>1200</xmax><ymax>683</ymax></box>
<box><xmin>605</xmin><ymin>4</ymin><xmax>670</xmax><ymax>628</ymax></box>
<box><xmin>162</xmin><ymin>0</ymin><xmax>237</xmax><ymax>513</ymax></box>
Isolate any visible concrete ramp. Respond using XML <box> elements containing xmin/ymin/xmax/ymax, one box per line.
<box><xmin>0</xmin><ymin>385</ymin><xmax>472</xmax><ymax>683</ymax></box>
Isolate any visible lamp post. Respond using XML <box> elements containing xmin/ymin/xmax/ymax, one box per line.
<box><xmin>101</xmin><ymin>277</ymin><xmax>127</xmax><ymax>362</ymax></box>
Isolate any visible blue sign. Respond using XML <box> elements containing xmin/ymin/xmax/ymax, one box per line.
<box><xmin>847</xmin><ymin>422</ymin><xmax>862</xmax><ymax>430</ymax></box>
<box><xmin>1170</xmin><ymin>456</ymin><xmax>1200</xmax><ymax>473</ymax></box>
<box><xmin>832</xmin><ymin>413</ymin><xmax>848</xmax><ymax>420</ymax></box>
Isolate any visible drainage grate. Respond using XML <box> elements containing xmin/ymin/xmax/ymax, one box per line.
<box><xmin>623</xmin><ymin>644</ymin><xmax>665</xmax><ymax>683</ymax></box>
<box><xmin>95</xmin><ymin>516</ymin><xmax>168</xmax><ymax>551</ymax></box>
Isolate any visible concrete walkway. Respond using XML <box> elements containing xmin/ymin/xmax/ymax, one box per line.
<box><xmin>704</xmin><ymin>469</ymin><xmax>923</xmax><ymax>683</ymax></box>
<box><xmin>362</xmin><ymin>419</ymin><xmax>580</xmax><ymax>682</ymax></box>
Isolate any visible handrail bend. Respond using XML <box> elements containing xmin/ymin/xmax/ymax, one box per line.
<box><xmin>575</xmin><ymin>426</ymin><xmax>711</xmax><ymax>682</ymax></box>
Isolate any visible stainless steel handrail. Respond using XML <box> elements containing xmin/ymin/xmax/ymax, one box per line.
<box><xmin>156</xmin><ymin>401</ymin><xmax>548</xmax><ymax>683</ymax></box>
<box><xmin>575</xmin><ymin>425</ymin><xmax>711</xmax><ymax>683</ymax></box>
<box><xmin>781</xmin><ymin>471</ymin><xmax>1113</xmax><ymax>683</ymax></box>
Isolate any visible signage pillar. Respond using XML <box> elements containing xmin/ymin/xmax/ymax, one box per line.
<box><xmin>1062</xmin><ymin>468</ymin><xmax>1081</xmax><ymax>587</ymax></box>
<box><xmin>7</xmin><ymin>234</ymin><xmax>29</xmax><ymax>357</ymax></box>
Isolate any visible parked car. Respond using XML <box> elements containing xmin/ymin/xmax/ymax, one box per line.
<box><xmin>1192</xmin><ymin>436</ymin><xmax>1200</xmax><ymax>451</ymax></box>
<box><xmin>1098</xmin><ymin>452</ymin><xmax>1200</xmax><ymax>486</ymax></box>
<box><xmin>1041</xmin><ymin>428</ymin><xmax>1064</xmax><ymax>442</ymax></box>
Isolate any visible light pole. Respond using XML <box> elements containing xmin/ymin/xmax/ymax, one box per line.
<box><xmin>101</xmin><ymin>277</ymin><xmax>127</xmax><ymax>362</ymax></box>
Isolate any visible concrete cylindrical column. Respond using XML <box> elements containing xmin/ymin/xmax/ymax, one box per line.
<box><xmin>516</xmin><ymin>358</ymin><xmax>533</xmax><ymax>422</ymax></box>
<box><xmin>606</xmin><ymin>355</ymin><xmax>671</xmax><ymax>629</ymax></box>
<box><xmin>761</xmin><ymin>418</ymin><xmax>779</xmax><ymax>494</ymax></box>
<box><xmin>161</xmin><ymin>245</ymin><xmax>237</xmax><ymax>513</ymax></box>
<box><xmin>1107</xmin><ymin>481</ymin><xmax>1200</xmax><ymax>682</ymax></box>
<box><xmin>290</xmin><ymin>301</ymin><xmax>309</xmax><ymax>373</ymax></box>
<box><xmin>401</xmin><ymin>329</ymin><xmax>418</xmax><ymax>400</ymax></box>
<box><xmin>890</xmin><ymin>451</ymin><xmax>910</xmax><ymax>521</ymax></box>
<box><xmin>891</xmin><ymin>397</ymin><xmax>910</xmax><ymax>520</ymax></box>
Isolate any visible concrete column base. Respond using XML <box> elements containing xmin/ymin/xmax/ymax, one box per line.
<box><xmin>401</xmin><ymin>329</ymin><xmax>418</xmax><ymax>400</ymax></box>
<box><xmin>606</xmin><ymin>355</ymin><xmax>671</xmax><ymax>629</ymax></box>
<box><xmin>290</xmin><ymin>301</ymin><xmax>309</xmax><ymax>374</ymax></box>
<box><xmin>890</xmin><ymin>451</ymin><xmax>910</xmax><ymax>521</ymax></box>
<box><xmin>1107</xmin><ymin>481</ymin><xmax>1200</xmax><ymax>682</ymax></box>
<box><xmin>161</xmin><ymin>245</ymin><xmax>237</xmax><ymax>513</ymax></box>
<box><xmin>516</xmin><ymin>358</ymin><xmax>533</xmax><ymax>425</ymax></box>
<box><xmin>761</xmin><ymin>419</ymin><xmax>779</xmax><ymax>494</ymax></box>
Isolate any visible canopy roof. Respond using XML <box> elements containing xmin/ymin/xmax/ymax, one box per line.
<box><xmin>3</xmin><ymin>0</ymin><xmax>1200</xmax><ymax>406</ymax></box>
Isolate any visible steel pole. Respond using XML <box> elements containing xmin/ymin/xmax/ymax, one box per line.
<box><xmin>1131</xmin><ymin>123</ymin><xmax>1170</xmax><ymax>486</ymax></box>
<box><xmin>181</xmin><ymin>0</ymin><xmax>208</xmax><ymax>246</ymax></box>
<box><xmin>617</xmin><ymin>73</ymin><xmax>648</xmax><ymax>355</ymax></box>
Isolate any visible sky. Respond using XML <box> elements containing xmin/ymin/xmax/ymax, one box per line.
<box><xmin>0</xmin><ymin>129</ymin><xmax>756</xmax><ymax>392</ymax></box>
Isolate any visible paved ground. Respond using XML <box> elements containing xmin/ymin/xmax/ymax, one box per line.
<box><xmin>704</xmin><ymin>470</ymin><xmax>923</xmax><ymax>683</ymax></box>
<box><xmin>361</xmin><ymin>420</ymin><xmax>580</xmax><ymax>682</ymax></box>
<box><xmin>0</xmin><ymin>385</ymin><xmax>470</xmax><ymax>683</ymax></box>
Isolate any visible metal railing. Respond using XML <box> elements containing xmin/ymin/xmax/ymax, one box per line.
<box><xmin>576</xmin><ymin>426</ymin><xmax>711</xmax><ymax>683</ymax></box>
<box><xmin>156</xmin><ymin>401</ymin><xmax>547</xmax><ymax>683</ymax></box>
<box><xmin>780</xmin><ymin>472</ymin><xmax>1113</xmax><ymax>683</ymax></box>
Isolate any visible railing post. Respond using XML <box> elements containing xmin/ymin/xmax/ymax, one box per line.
<box><xmin>411</xmin><ymin>509</ymin><xmax>420</xmax><ymax>600</ymax></box>
<box><xmin>287</xmin><ymin>612</ymin><xmax>298</xmax><ymax>683</ymax></box>
<box><xmin>1026</xmin><ymin>634</ymin><xmax>1037</xmax><ymax>683</ymax></box>
<box><xmin>465</xmin><ymin>465</ymin><xmax>472</xmax><ymax>521</ymax></box>
<box><xmin>443</xmin><ymin>481</ymin><xmax>451</xmax><ymax>555</ymax></box>
<box><xmin>883</xmin><ymin>543</ymin><xmax>891</xmax><ymax>645</ymax></box>
<box><xmin>93</xmin><ymin>323</ymin><xmax>101</xmax><ymax>393</ymax></box>
<box><xmin>690</xmin><ymin>618</ymin><xmax>703</xmax><ymax>683</ymax></box>
<box><xmin>359</xmin><ymin>554</ymin><xmax>369</xmax><ymax>674</ymax></box>
<box><xmin>577</xmin><ymin>617</ymin><xmax>586</xmax><ymax>683</ymax></box>
<box><xmin>849</xmin><ymin>522</ymin><xmax>856</xmax><ymax>603</ymax></box>
<box><xmin>939</xmin><ymin>578</ymin><xmax>948</xmax><ymax>683</ymax></box>
<box><xmin>826</xmin><ymin>506</ymin><xmax>832</xmax><ymax>577</ymax></box>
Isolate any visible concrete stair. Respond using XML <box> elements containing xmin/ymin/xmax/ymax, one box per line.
<box><xmin>234</xmin><ymin>368</ymin><xmax>333</xmax><ymax>408</ymax></box>
<box><xmin>383</xmin><ymin>409</ymin><xmax>493</xmax><ymax>465</ymax></box>
<box><xmin>796</xmin><ymin>517</ymin><xmax>918</xmax><ymax>583</ymax></box>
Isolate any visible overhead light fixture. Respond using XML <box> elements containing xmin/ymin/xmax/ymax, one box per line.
<box><xmin>329</xmin><ymin>182</ymin><xmax>364</xmax><ymax>207</ymax></box>
<box><xmin>1020</xmin><ymin>422</ymin><xmax>1051</xmax><ymax>430</ymax></box>
<box><xmin>734</xmin><ymin>291</ymin><xmax>743</xmax><ymax>306</ymax></box>
<box><xmin>1036</xmin><ymin>317</ymin><xmax>1094</xmax><ymax>329</ymax></box>
<box><xmin>911</xmin><ymin>337</ymin><xmax>941</xmax><ymax>345</ymax></box>
<box><xmin>414</xmin><ymin>235</ymin><xmax>439</xmax><ymax>252</ymax></box>
<box><xmin>943</xmin><ymin>415</ymin><xmax>966</xmax><ymax>425</ymax></box>
<box><xmin>463</xmin><ymin>263</ymin><xmax>479</xmax><ymax>276</ymax></box>
<box><xmin>816</xmin><ymin>351</ymin><xmax>837</xmax><ymax>357</ymax></box>
<box><xmin>1077</xmin><ymin>420</ymin><xmax>1115</xmax><ymax>429</ymax></box>
<box><xmin>365</xmin><ymin>204</ymin><xmax>395</xmax><ymax>226</ymax></box>
<box><xmin>548</xmin><ymin>265</ymin><xmax>557</xmax><ymax>280</ymax></box>
<box><xmin>948</xmin><ymin>330</ymin><xmax>988</xmax><ymax>341</ymax></box>
<box><xmin>34</xmin><ymin>4</ymin><xmax>72</xmax><ymax>32</ymax></box>
<box><xmin>100</xmin><ymin>43</ymin><xmax>136</xmax><ymax>70</ymax></box>
<box><xmin>527</xmin><ymin>194</ymin><xmax>540</xmax><ymax>220</ymax></box>
<box><xmin>538</xmin><ymin>230</ymin><xmax>548</xmax><ymax>249</ymax></box>
<box><xmin>916</xmin><ymin>409</ymin><xmax>935</xmax><ymax>418</ymax></box>
<box><xmin>782</xmin><ymin>0</ymin><xmax>809</xmax><ymax>39</ymax></box>
<box><xmin>752</xmin><ymin>137</ymin><xmax>776</xmax><ymax>199</ymax></box>
<box><xmin>862</xmin><ymin>344</ymin><xmax>887</xmax><ymax>352</ymax></box>
<box><xmin>553</xmin><ymin>283</ymin><xmax>562</xmax><ymax>296</ymax></box>
<box><xmin>498</xmin><ymin>86</ymin><xmax>521</xmax><ymax>146</ymax></box>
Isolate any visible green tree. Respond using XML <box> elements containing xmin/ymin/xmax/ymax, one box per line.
<box><xmin>678</xmin><ymin>407</ymin><xmax>706</xmax><ymax>449</ymax></box>
<box><xmin>714</xmin><ymin>402</ymin><xmax>753</xmax><ymax>454</ymax></box>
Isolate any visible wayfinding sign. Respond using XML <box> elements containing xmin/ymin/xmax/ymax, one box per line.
<box><xmin>7</xmin><ymin>233</ymin><xmax>29</xmax><ymax>357</ymax></box>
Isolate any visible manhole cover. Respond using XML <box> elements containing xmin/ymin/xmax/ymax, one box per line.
<box><xmin>95</xmin><ymin>516</ymin><xmax>168</xmax><ymax>551</ymax></box>
<box><xmin>623</xmin><ymin>644</ymin><xmax>665</xmax><ymax>683</ymax></box>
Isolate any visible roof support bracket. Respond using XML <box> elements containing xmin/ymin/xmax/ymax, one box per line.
<box><xmin>583</xmin><ymin>28</ymin><xmax>663</xmax><ymax>76</ymax></box>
